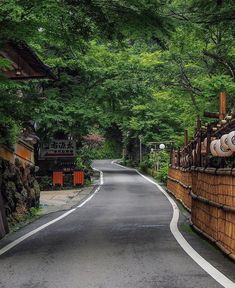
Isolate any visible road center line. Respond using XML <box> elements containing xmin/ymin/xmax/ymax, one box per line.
<box><xmin>112</xmin><ymin>161</ymin><xmax>235</xmax><ymax>288</ymax></box>
<box><xmin>0</xmin><ymin>170</ymin><xmax>103</xmax><ymax>257</ymax></box>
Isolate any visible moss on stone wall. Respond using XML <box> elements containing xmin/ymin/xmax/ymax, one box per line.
<box><xmin>0</xmin><ymin>157</ymin><xmax>40</xmax><ymax>226</ymax></box>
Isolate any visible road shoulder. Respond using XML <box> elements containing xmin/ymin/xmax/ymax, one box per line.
<box><xmin>142</xmin><ymin>171</ymin><xmax>235</xmax><ymax>283</ymax></box>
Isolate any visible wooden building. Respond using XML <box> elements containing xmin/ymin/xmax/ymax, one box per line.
<box><xmin>0</xmin><ymin>41</ymin><xmax>55</xmax><ymax>167</ymax></box>
<box><xmin>0</xmin><ymin>41</ymin><xmax>55</xmax><ymax>238</ymax></box>
<box><xmin>0</xmin><ymin>41</ymin><xmax>55</xmax><ymax>80</ymax></box>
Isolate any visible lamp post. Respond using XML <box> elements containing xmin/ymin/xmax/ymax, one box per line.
<box><xmin>123</xmin><ymin>131</ymin><xmax>130</xmax><ymax>160</ymax></box>
<box><xmin>139</xmin><ymin>135</ymin><xmax>143</xmax><ymax>163</ymax></box>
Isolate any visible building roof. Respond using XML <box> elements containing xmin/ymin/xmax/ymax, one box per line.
<box><xmin>0</xmin><ymin>41</ymin><xmax>56</xmax><ymax>80</ymax></box>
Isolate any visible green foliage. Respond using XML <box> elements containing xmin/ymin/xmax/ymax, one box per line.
<box><xmin>0</xmin><ymin>57</ymin><xmax>12</xmax><ymax>70</ymax></box>
<box><xmin>156</xmin><ymin>151</ymin><xmax>170</xmax><ymax>183</ymax></box>
<box><xmin>100</xmin><ymin>139</ymin><xmax>122</xmax><ymax>159</ymax></box>
<box><xmin>75</xmin><ymin>155</ymin><xmax>86</xmax><ymax>171</ymax></box>
<box><xmin>0</xmin><ymin>0</ymin><xmax>234</xmax><ymax>164</ymax></box>
<box><xmin>38</xmin><ymin>176</ymin><xmax>53</xmax><ymax>191</ymax></box>
<box><xmin>76</xmin><ymin>137</ymin><xmax>121</xmax><ymax>169</ymax></box>
<box><xmin>141</xmin><ymin>150</ymin><xmax>170</xmax><ymax>183</ymax></box>
<box><xmin>8</xmin><ymin>206</ymin><xmax>42</xmax><ymax>232</ymax></box>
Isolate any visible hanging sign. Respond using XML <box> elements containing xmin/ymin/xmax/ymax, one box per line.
<box><xmin>40</xmin><ymin>140</ymin><xmax>76</xmax><ymax>158</ymax></box>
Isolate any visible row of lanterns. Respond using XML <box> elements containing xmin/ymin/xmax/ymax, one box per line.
<box><xmin>178</xmin><ymin>131</ymin><xmax>235</xmax><ymax>165</ymax></box>
<box><xmin>210</xmin><ymin>131</ymin><xmax>235</xmax><ymax>157</ymax></box>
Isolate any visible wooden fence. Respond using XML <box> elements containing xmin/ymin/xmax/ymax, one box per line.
<box><xmin>167</xmin><ymin>167</ymin><xmax>235</xmax><ymax>261</ymax></box>
<box><xmin>167</xmin><ymin>92</ymin><xmax>235</xmax><ymax>260</ymax></box>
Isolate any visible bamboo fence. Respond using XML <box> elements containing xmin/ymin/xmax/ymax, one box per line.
<box><xmin>167</xmin><ymin>165</ymin><xmax>235</xmax><ymax>261</ymax></box>
<box><xmin>167</xmin><ymin>92</ymin><xmax>235</xmax><ymax>260</ymax></box>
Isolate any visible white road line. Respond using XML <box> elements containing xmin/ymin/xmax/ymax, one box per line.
<box><xmin>112</xmin><ymin>161</ymin><xmax>235</xmax><ymax>288</ymax></box>
<box><xmin>0</xmin><ymin>170</ymin><xmax>103</xmax><ymax>257</ymax></box>
<box><xmin>100</xmin><ymin>171</ymin><xmax>104</xmax><ymax>185</ymax></box>
<box><xmin>111</xmin><ymin>160</ymin><xmax>129</xmax><ymax>169</ymax></box>
<box><xmin>0</xmin><ymin>208</ymin><xmax>76</xmax><ymax>256</ymax></box>
<box><xmin>77</xmin><ymin>185</ymin><xmax>100</xmax><ymax>208</ymax></box>
<box><xmin>92</xmin><ymin>168</ymin><xmax>104</xmax><ymax>185</ymax></box>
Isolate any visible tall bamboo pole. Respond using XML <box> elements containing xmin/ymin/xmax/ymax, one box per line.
<box><xmin>219</xmin><ymin>91</ymin><xmax>226</xmax><ymax>120</ymax></box>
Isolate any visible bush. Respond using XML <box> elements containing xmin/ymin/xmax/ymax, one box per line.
<box><xmin>139</xmin><ymin>160</ymin><xmax>149</xmax><ymax>173</ymax></box>
<box><xmin>138</xmin><ymin>150</ymin><xmax>170</xmax><ymax>184</ymax></box>
<box><xmin>157</xmin><ymin>162</ymin><xmax>169</xmax><ymax>183</ymax></box>
<box><xmin>155</xmin><ymin>150</ymin><xmax>170</xmax><ymax>183</ymax></box>
<box><xmin>37</xmin><ymin>176</ymin><xmax>52</xmax><ymax>190</ymax></box>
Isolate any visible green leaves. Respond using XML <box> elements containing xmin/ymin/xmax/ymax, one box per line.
<box><xmin>0</xmin><ymin>0</ymin><xmax>234</xmax><ymax>151</ymax></box>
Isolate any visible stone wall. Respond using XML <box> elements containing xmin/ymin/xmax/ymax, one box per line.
<box><xmin>0</xmin><ymin>156</ymin><xmax>40</xmax><ymax>235</ymax></box>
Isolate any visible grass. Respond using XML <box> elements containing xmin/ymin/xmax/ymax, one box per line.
<box><xmin>179</xmin><ymin>223</ymin><xmax>195</xmax><ymax>235</ymax></box>
<box><xmin>8</xmin><ymin>207</ymin><xmax>43</xmax><ymax>233</ymax></box>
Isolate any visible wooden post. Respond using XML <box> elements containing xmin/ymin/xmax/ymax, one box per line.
<box><xmin>184</xmin><ymin>129</ymin><xmax>188</xmax><ymax>146</ymax></box>
<box><xmin>197</xmin><ymin>132</ymin><xmax>202</xmax><ymax>167</ymax></box>
<box><xmin>219</xmin><ymin>91</ymin><xmax>226</xmax><ymax>120</ymax></box>
<box><xmin>189</xmin><ymin>143</ymin><xmax>192</xmax><ymax>167</ymax></box>
<box><xmin>182</xmin><ymin>149</ymin><xmax>185</xmax><ymax>168</ymax></box>
<box><xmin>204</xmin><ymin>111</ymin><xmax>219</xmax><ymax>119</ymax></box>
<box><xmin>177</xmin><ymin>149</ymin><xmax>180</xmax><ymax>167</ymax></box>
<box><xmin>172</xmin><ymin>149</ymin><xmax>177</xmax><ymax>167</ymax></box>
<box><xmin>206</xmin><ymin>126</ymin><xmax>211</xmax><ymax>166</ymax></box>
<box><xmin>170</xmin><ymin>149</ymin><xmax>173</xmax><ymax>166</ymax></box>
<box><xmin>192</xmin><ymin>142</ymin><xmax>195</xmax><ymax>167</ymax></box>
<box><xmin>197</xmin><ymin>116</ymin><xmax>201</xmax><ymax>130</ymax></box>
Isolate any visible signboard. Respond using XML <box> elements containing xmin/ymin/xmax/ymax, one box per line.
<box><xmin>40</xmin><ymin>140</ymin><xmax>76</xmax><ymax>159</ymax></box>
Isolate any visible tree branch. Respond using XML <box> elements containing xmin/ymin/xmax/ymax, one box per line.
<box><xmin>203</xmin><ymin>51</ymin><xmax>235</xmax><ymax>80</ymax></box>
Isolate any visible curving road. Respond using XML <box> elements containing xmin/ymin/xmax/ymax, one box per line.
<box><xmin>0</xmin><ymin>160</ymin><xmax>234</xmax><ymax>288</ymax></box>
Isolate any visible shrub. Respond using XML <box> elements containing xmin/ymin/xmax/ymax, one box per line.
<box><xmin>37</xmin><ymin>176</ymin><xmax>52</xmax><ymax>190</ymax></box>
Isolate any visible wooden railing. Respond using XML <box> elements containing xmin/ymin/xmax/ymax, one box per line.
<box><xmin>170</xmin><ymin>92</ymin><xmax>235</xmax><ymax>169</ymax></box>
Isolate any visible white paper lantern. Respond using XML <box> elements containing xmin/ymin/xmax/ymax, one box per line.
<box><xmin>227</xmin><ymin>131</ymin><xmax>235</xmax><ymax>151</ymax></box>
<box><xmin>220</xmin><ymin>134</ymin><xmax>229</xmax><ymax>149</ymax></box>
<box><xmin>215</xmin><ymin>140</ymin><xmax>233</xmax><ymax>157</ymax></box>
<box><xmin>210</xmin><ymin>140</ymin><xmax>218</xmax><ymax>156</ymax></box>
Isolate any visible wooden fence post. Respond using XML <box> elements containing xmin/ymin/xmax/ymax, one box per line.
<box><xmin>219</xmin><ymin>91</ymin><xmax>226</xmax><ymax>120</ymax></box>
<box><xmin>196</xmin><ymin>132</ymin><xmax>202</xmax><ymax>167</ymax></box>
<box><xmin>177</xmin><ymin>149</ymin><xmax>180</xmax><ymax>167</ymax></box>
<box><xmin>184</xmin><ymin>129</ymin><xmax>188</xmax><ymax>146</ymax></box>
<box><xmin>206</xmin><ymin>126</ymin><xmax>211</xmax><ymax>167</ymax></box>
<box><xmin>170</xmin><ymin>149</ymin><xmax>173</xmax><ymax>166</ymax></box>
<box><xmin>189</xmin><ymin>143</ymin><xmax>192</xmax><ymax>167</ymax></box>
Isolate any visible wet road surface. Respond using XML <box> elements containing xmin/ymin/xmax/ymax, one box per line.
<box><xmin>0</xmin><ymin>160</ymin><xmax>234</xmax><ymax>288</ymax></box>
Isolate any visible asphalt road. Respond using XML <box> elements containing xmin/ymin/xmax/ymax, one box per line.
<box><xmin>0</xmin><ymin>160</ymin><xmax>234</xmax><ymax>288</ymax></box>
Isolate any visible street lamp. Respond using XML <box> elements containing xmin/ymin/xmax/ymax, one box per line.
<box><xmin>159</xmin><ymin>143</ymin><xmax>166</xmax><ymax>150</ymax></box>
